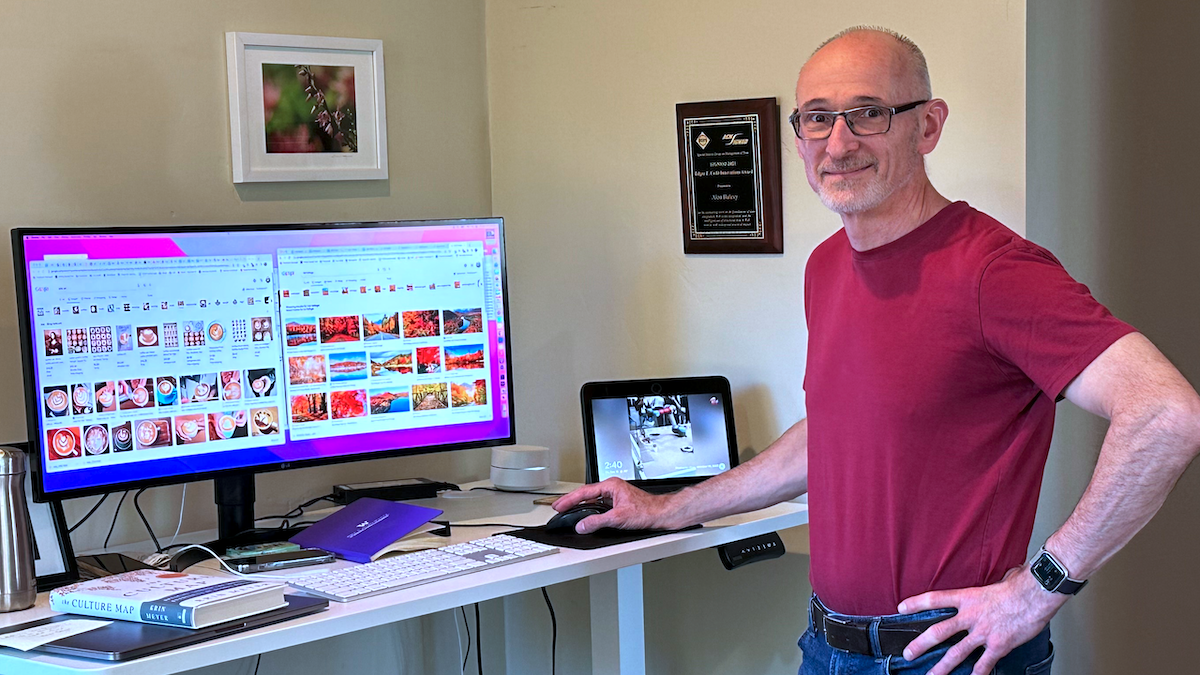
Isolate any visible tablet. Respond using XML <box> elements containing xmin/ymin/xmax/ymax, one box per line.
<box><xmin>580</xmin><ymin>376</ymin><xmax>739</xmax><ymax>493</ymax></box>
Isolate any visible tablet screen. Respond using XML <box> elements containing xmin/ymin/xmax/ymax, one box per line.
<box><xmin>590</xmin><ymin>393</ymin><xmax>732</xmax><ymax>482</ymax></box>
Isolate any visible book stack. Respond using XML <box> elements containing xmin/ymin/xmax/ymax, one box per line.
<box><xmin>49</xmin><ymin>570</ymin><xmax>287</xmax><ymax>629</ymax></box>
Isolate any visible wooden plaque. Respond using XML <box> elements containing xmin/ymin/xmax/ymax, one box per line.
<box><xmin>676</xmin><ymin>97</ymin><xmax>783</xmax><ymax>254</ymax></box>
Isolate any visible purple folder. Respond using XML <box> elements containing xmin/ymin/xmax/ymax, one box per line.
<box><xmin>290</xmin><ymin>497</ymin><xmax>444</xmax><ymax>563</ymax></box>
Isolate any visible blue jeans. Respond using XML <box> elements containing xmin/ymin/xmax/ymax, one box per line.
<box><xmin>798</xmin><ymin>597</ymin><xmax>1054</xmax><ymax>675</ymax></box>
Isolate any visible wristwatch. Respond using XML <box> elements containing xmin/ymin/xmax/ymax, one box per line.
<box><xmin>1030</xmin><ymin>547</ymin><xmax>1088</xmax><ymax>595</ymax></box>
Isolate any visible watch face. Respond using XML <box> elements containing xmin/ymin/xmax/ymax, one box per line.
<box><xmin>1032</xmin><ymin>553</ymin><xmax>1067</xmax><ymax>589</ymax></box>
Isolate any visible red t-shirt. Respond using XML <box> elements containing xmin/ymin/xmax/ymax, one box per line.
<box><xmin>802</xmin><ymin>202</ymin><xmax>1135</xmax><ymax>616</ymax></box>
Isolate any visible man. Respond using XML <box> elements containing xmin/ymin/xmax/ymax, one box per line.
<box><xmin>554</xmin><ymin>26</ymin><xmax>1200</xmax><ymax>675</ymax></box>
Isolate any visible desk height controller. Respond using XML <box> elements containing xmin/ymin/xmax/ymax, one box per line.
<box><xmin>716</xmin><ymin>532</ymin><xmax>786</xmax><ymax>570</ymax></box>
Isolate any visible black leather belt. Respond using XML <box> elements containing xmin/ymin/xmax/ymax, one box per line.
<box><xmin>811</xmin><ymin>596</ymin><xmax>964</xmax><ymax>658</ymax></box>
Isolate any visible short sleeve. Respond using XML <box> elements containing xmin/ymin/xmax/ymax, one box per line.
<box><xmin>979</xmin><ymin>244</ymin><xmax>1136</xmax><ymax>398</ymax></box>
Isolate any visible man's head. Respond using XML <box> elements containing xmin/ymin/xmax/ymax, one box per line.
<box><xmin>794</xmin><ymin>27</ymin><xmax>947</xmax><ymax>215</ymax></box>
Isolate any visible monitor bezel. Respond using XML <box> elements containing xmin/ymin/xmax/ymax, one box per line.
<box><xmin>12</xmin><ymin>218</ymin><xmax>517</xmax><ymax>503</ymax></box>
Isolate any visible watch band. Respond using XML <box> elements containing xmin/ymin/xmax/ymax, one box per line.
<box><xmin>1031</xmin><ymin>548</ymin><xmax>1088</xmax><ymax>595</ymax></box>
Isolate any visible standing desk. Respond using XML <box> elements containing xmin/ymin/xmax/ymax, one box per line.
<box><xmin>0</xmin><ymin>485</ymin><xmax>808</xmax><ymax>675</ymax></box>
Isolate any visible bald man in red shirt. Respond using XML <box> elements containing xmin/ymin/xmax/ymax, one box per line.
<box><xmin>555</xmin><ymin>27</ymin><xmax>1200</xmax><ymax>675</ymax></box>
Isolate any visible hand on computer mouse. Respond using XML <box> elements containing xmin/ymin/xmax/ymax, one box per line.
<box><xmin>552</xmin><ymin>478</ymin><xmax>679</xmax><ymax>534</ymax></box>
<box><xmin>544</xmin><ymin>502</ymin><xmax>612</xmax><ymax>533</ymax></box>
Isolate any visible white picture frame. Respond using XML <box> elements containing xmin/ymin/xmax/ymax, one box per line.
<box><xmin>226</xmin><ymin>32</ymin><xmax>388</xmax><ymax>183</ymax></box>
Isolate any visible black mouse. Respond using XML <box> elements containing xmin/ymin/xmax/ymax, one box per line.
<box><xmin>545</xmin><ymin>501</ymin><xmax>612</xmax><ymax>533</ymax></box>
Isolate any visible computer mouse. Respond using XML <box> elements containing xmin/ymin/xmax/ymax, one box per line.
<box><xmin>545</xmin><ymin>501</ymin><xmax>612</xmax><ymax>533</ymax></box>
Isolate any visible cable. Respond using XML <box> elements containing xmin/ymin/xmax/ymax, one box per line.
<box><xmin>469</xmin><ymin>487</ymin><xmax>566</xmax><ymax>496</ymax></box>
<box><xmin>160</xmin><ymin>542</ymin><xmax>197</xmax><ymax>552</ymax></box>
<box><xmin>256</xmin><ymin>494</ymin><xmax>336</xmax><ymax>522</ymax></box>
<box><xmin>104</xmin><ymin>491</ymin><xmax>129</xmax><ymax>549</ymax></box>
<box><xmin>168</xmin><ymin>483</ymin><xmax>187</xmax><ymax>549</ymax></box>
<box><xmin>253</xmin><ymin>653</ymin><xmax>262</xmax><ymax>675</ymax></box>
<box><xmin>133</xmin><ymin>488</ymin><xmax>162</xmax><ymax>553</ymax></box>
<box><xmin>541</xmin><ymin>587</ymin><xmax>557</xmax><ymax>675</ymax></box>
<box><xmin>68</xmin><ymin>493</ymin><xmax>109</xmax><ymax>534</ymax></box>
<box><xmin>474</xmin><ymin>603</ymin><xmax>483</xmax><ymax>675</ymax></box>
<box><xmin>459</xmin><ymin>606</ymin><xmax>471</xmax><ymax>674</ymax></box>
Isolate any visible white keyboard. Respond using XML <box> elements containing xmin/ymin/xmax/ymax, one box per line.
<box><xmin>286</xmin><ymin>534</ymin><xmax>558</xmax><ymax>602</ymax></box>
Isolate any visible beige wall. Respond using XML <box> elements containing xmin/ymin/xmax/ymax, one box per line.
<box><xmin>1028</xmin><ymin>2</ymin><xmax>1200</xmax><ymax>673</ymax></box>
<box><xmin>486</xmin><ymin>1</ymin><xmax>1023</xmax><ymax>672</ymax></box>
<box><xmin>488</xmin><ymin>0</ymin><xmax>1025</xmax><ymax>478</ymax></box>
<box><xmin>0</xmin><ymin>0</ymin><xmax>494</xmax><ymax>550</ymax></box>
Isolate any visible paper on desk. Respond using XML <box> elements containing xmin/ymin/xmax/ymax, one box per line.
<box><xmin>0</xmin><ymin>619</ymin><xmax>112</xmax><ymax>651</ymax></box>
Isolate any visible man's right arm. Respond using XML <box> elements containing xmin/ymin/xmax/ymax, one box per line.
<box><xmin>552</xmin><ymin>418</ymin><xmax>809</xmax><ymax>533</ymax></box>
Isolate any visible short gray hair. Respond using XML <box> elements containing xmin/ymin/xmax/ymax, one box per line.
<box><xmin>814</xmin><ymin>26</ymin><xmax>932</xmax><ymax>99</ymax></box>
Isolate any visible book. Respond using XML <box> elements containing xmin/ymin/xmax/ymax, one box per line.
<box><xmin>289</xmin><ymin>497</ymin><xmax>444</xmax><ymax>563</ymax></box>
<box><xmin>49</xmin><ymin>570</ymin><xmax>287</xmax><ymax>629</ymax></box>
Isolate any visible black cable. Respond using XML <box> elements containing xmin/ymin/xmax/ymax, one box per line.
<box><xmin>68</xmin><ymin>493</ymin><xmax>109</xmax><ymax>534</ymax></box>
<box><xmin>104</xmin><ymin>491</ymin><xmax>129</xmax><ymax>549</ymax></box>
<box><xmin>460</xmin><ymin>606</ymin><xmax>471</xmax><ymax>673</ymax></box>
<box><xmin>253</xmin><ymin>653</ymin><xmax>262</xmax><ymax>675</ymax></box>
<box><xmin>133</xmin><ymin>488</ymin><xmax>162</xmax><ymax>553</ymax></box>
<box><xmin>283</xmin><ymin>521</ymin><xmax>319</xmax><ymax>530</ymax></box>
<box><xmin>470</xmin><ymin>487</ymin><xmax>567</xmax><ymax>496</ymax></box>
<box><xmin>541</xmin><ymin>587</ymin><xmax>557</xmax><ymax>675</ymax></box>
<box><xmin>256</xmin><ymin>494</ymin><xmax>336</xmax><ymax>522</ymax></box>
<box><xmin>159</xmin><ymin>542</ymin><xmax>197</xmax><ymax>552</ymax></box>
<box><xmin>474</xmin><ymin>603</ymin><xmax>482</xmax><ymax>675</ymax></box>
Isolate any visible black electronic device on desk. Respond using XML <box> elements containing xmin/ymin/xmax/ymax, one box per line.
<box><xmin>581</xmin><ymin>376</ymin><xmax>740</xmax><ymax>494</ymax></box>
<box><xmin>332</xmin><ymin>477</ymin><xmax>459</xmax><ymax>504</ymax></box>
<box><xmin>75</xmin><ymin>553</ymin><xmax>154</xmax><ymax>580</ymax></box>
<box><xmin>228</xmin><ymin>548</ymin><xmax>334</xmax><ymax>573</ymax></box>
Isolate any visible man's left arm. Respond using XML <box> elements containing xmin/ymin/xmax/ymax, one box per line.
<box><xmin>899</xmin><ymin>332</ymin><xmax>1200</xmax><ymax>675</ymax></box>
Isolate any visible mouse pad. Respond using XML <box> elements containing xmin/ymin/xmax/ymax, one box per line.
<box><xmin>510</xmin><ymin>524</ymin><xmax>701</xmax><ymax>550</ymax></box>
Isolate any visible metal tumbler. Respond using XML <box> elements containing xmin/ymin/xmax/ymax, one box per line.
<box><xmin>0</xmin><ymin>446</ymin><xmax>37</xmax><ymax>612</ymax></box>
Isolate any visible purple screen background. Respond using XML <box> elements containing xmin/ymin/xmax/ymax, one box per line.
<box><xmin>21</xmin><ymin>222</ymin><xmax>513</xmax><ymax>496</ymax></box>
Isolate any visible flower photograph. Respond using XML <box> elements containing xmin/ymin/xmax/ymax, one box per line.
<box><xmin>262</xmin><ymin>64</ymin><xmax>357</xmax><ymax>153</ymax></box>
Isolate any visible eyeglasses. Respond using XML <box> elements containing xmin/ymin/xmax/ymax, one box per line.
<box><xmin>788</xmin><ymin>100</ymin><xmax>928</xmax><ymax>140</ymax></box>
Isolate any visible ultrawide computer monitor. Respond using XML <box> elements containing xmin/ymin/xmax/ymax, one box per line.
<box><xmin>12</xmin><ymin>219</ymin><xmax>514</xmax><ymax>538</ymax></box>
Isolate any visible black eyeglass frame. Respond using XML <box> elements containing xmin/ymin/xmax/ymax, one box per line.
<box><xmin>788</xmin><ymin>100</ymin><xmax>929</xmax><ymax>140</ymax></box>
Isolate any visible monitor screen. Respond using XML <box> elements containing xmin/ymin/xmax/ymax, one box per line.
<box><xmin>590</xmin><ymin>393</ymin><xmax>732</xmax><ymax>482</ymax></box>
<box><xmin>14</xmin><ymin>219</ymin><xmax>513</xmax><ymax>501</ymax></box>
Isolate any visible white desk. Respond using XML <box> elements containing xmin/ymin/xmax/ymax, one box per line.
<box><xmin>0</xmin><ymin>485</ymin><xmax>808</xmax><ymax>675</ymax></box>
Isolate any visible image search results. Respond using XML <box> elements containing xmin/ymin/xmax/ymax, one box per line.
<box><xmin>28</xmin><ymin>238</ymin><xmax>507</xmax><ymax>468</ymax></box>
<box><xmin>29</xmin><ymin>256</ymin><xmax>285</xmax><ymax>468</ymax></box>
<box><xmin>276</xmin><ymin>242</ymin><xmax>495</xmax><ymax>440</ymax></box>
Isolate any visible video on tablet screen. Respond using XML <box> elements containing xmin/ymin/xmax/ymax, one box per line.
<box><xmin>591</xmin><ymin>394</ymin><xmax>731</xmax><ymax>482</ymax></box>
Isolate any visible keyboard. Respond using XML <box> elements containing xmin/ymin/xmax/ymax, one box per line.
<box><xmin>286</xmin><ymin>534</ymin><xmax>558</xmax><ymax>602</ymax></box>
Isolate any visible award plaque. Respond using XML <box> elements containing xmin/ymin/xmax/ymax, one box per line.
<box><xmin>676</xmin><ymin>97</ymin><xmax>783</xmax><ymax>254</ymax></box>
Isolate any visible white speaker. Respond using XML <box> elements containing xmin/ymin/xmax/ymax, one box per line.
<box><xmin>490</xmin><ymin>445</ymin><xmax>553</xmax><ymax>491</ymax></box>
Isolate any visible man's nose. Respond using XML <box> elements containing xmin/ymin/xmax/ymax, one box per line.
<box><xmin>824</xmin><ymin>116</ymin><xmax>860</xmax><ymax>158</ymax></box>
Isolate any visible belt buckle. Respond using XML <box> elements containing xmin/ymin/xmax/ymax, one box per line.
<box><xmin>818</xmin><ymin>611</ymin><xmax>874</xmax><ymax>656</ymax></box>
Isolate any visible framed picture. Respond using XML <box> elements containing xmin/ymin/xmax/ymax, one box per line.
<box><xmin>676</xmin><ymin>97</ymin><xmax>784</xmax><ymax>254</ymax></box>
<box><xmin>25</xmin><ymin>467</ymin><xmax>78</xmax><ymax>591</ymax></box>
<box><xmin>226</xmin><ymin>32</ymin><xmax>388</xmax><ymax>182</ymax></box>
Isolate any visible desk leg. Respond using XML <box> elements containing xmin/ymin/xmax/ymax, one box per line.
<box><xmin>589</xmin><ymin>564</ymin><xmax>645</xmax><ymax>675</ymax></box>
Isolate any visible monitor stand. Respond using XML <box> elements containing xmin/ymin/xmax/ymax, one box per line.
<box><xmin>168</xmin><ymin>473</ymin><xmax>303</xmax><ymax>571</ymax></box>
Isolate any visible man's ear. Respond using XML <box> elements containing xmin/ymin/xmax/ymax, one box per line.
<box><xmin>917</xmin><ymin>99</ymin><xmax>949</xmax><ymax>155</ymax></box>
